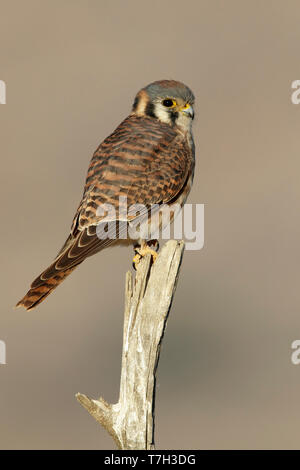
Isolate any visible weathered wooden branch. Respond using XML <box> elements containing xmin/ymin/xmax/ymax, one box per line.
<box><xmin>76</xmin><ymin>239</ymin><xmax>185</xmax><ymax>450</ymax></box>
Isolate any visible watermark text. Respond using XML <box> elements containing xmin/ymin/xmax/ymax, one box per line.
<box><xmin>95</xmin><ymin>199</ymin><xmax>204</xmax><ymax>250</ymax></box>
<box><xmin>0</xmin><ymin>340</ymin><xmax>6</xmax><ymax>364</ymax></box>
<box><xmin>0</xmin><ymin>80</ymin><xmax>6</xmax><ymax>104</ymax></box>
<box><xmin>291</xmin><ymin>80</ymin><xmax>300</xmax><ymax>104</ymax></box>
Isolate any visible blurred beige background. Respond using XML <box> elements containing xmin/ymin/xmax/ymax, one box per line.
<box><xmin>0</xmin><ymin>0</ymin><xmax>300</xmax><ymax>449</ymax></box>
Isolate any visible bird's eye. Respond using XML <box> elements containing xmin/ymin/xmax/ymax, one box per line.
<box><xmin>162</xmin><ymin>99</ymin><xmax>176</xmax><ymax>108</ymax></box>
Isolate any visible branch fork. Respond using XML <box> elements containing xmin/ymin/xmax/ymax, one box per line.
<box><xmin>76</xmin><ymin>240</ymin><xmax>185</xmax><ymax>450</ymax></box>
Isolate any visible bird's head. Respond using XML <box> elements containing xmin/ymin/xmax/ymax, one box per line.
<box><xmin>132</xmin><ymin>80</ymin><xmax>195</xmax><ymax>130</ymax></box>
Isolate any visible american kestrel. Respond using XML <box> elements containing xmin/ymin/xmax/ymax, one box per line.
<box><xmin>17</xmin><ymin>80</ymin><xmax>195</xmax><ymax>310</ymax></box>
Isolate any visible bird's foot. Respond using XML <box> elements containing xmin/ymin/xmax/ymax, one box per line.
<box><xmin>132</xmin><ymin>240</ymin><xmax>159</xmax><ymax>270</ymax></box>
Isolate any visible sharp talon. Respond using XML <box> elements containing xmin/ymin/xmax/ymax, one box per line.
<box><xmin>148</xmin><ymin>249</ymin><xmax>158</xmax><ymax>262</ymax></box>
<box><xmin>132</xmin><ymin>253</ymin><xmax>141</xmax><ymax>270</ymax></box>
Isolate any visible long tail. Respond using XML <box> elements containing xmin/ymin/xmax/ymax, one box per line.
<box><xmin>16</xmin><ymin>221</ymin><xmax>116</xmax><ymax>311</ymax></box>
<box><xmin>16</xmin><ymin>265</ymin><xmax>78</xmax><ymax>311</ymax></box>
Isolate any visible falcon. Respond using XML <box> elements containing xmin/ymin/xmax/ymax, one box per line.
<box><xmin>17</xmin><ymin>80</ymin><xmax>195</xmax><ymax>310</ymax></box>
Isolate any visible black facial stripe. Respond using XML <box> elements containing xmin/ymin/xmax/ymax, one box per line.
<box><xmin>145</xmin><ymin>101</ymin><xmax>156</xmax><ymax>118</ymax></box>
<box><xmin>170</xmin><ymin>111</ymin><xmax>178</xmax><ymax>125</ymax></box>
<box><xmin>132</xmin><ymin>96</ymin><xmax>139</xmax><ymax>111</ymax></box>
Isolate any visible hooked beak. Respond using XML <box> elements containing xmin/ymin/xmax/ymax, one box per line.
<box><xmin>180</xmin><ymin>103</ymin><xmax>194</xmax><ymax>119</ymax></box>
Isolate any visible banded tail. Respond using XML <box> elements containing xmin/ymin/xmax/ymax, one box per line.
<box><xmin>16</xmin><ymin>217</ymin><xmax>117</xmax><ymax>311</ymax></box>
<box><xmin>16</xmin><ymin>265</ymin><xmax>79</xmax><ymax>311</ymax></box>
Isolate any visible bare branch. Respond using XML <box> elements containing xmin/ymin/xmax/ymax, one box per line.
<box><xmin>76</xmin><ymin>240</ymin><xmax>185</xmax><ymax>450</ymax></box>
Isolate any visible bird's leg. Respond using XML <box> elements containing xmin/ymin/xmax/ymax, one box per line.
<box><xmin>132</xmin><ymin>239</ymin><xmax>159</xmax><ymax>270</ymax></box>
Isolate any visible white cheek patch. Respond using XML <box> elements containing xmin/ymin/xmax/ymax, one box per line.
<box><xmin>154</xmin><ymin>104</ymin><xmax>172</xmax><ymax>124</ymax></box>
<box><xmin>175</xmin><ymin>112</ymin><xmax>193</xmax><ymax>132</ymax></box>
<box><xmin>154</xmin><ymin>103</ymin><xmax>193</xmax><ymax>132</ymax></box>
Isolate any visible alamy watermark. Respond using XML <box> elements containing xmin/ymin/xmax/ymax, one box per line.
<box><xmin>291</xmin><ymin>80</ymin><xmax>300</xmax><ymax>104</ymax></box>
<box><xmin>95</xmin><ymin>198</ymin><xmax>204</xmax><ymax>250</ymax></box>
<box><xmin>291</xmin><ymin>340</ymin><xmax>300</xmax><ymax>365</ymax></box>
<box><xmin>0</xmin><ymin>340</ymin><xmax>6</xmax><ymax>364</ymax></box>
<box><xmin>0</xmin><ymin>80</ymin><xmax>6</xmax><ymax>104</ymax></box>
